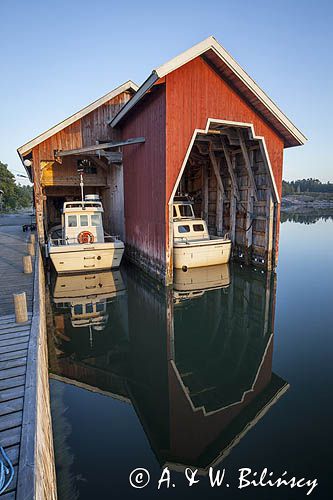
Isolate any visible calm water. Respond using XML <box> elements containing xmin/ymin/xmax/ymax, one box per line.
<box><xmin>48</xmin><ymin>215</ymin><xmax>333</xmax><ymax>499</ymax></box>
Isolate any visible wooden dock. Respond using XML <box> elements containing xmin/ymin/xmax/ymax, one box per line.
<box><xmin>0</xmin><ymin>212</ymin><xmax>57</xmax><ymax>499</ymax></box>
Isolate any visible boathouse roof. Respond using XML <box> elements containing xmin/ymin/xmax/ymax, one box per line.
<box><xmin>17</xmin><ymin>80</ymin><xmax>138</xmax><ymax>157</ymax></box>
<box><xmin>110</xmin><ymin>36</ymin><xmax>307</xmax><ymax>148</ymax></box>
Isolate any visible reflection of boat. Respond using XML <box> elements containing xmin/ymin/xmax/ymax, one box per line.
<box><xmin>173</xmin><ymin>197</ymin><xmax>231</xmax><ymax>269</ymax></box>
<box><xmin>48</xmin><ymin>194</ymin><xmax>124</xmax><ymax>273</ymax></box>
<box><xmin>53</xmin><ymin>270</ymin><xmax>126</xmax><ymax>330</ymax></box>
<box><xmin>173</xmin><ymin>263</ymin><xmax>230</xmax><ymax>302</ymax></box>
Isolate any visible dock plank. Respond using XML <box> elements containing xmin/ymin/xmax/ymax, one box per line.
<box><xmin>0</xmin><ymin>217</ymin><xmax>47</xmax><ymax>499</ymax></box>
<box><xmin>0</xmin><ymin>426</ymin><xmax>21</xmax><ymax>447</ymax></box>
<box><xmin>0</xmin><ymin>357</ymin><xmax>27</xmax><ymax>371</ymax></box>
<box><xmin>0</xmin><ymin>336</ymin><xmax>30</xmax><ymax>348</ymax></box>
<box><xmin>0</xmin><ymin>350</ymin><xmax>28</xmax><ymax>362</ymax></box>
<box><xmin>0</xmin><ymin>386</ymin><xmax>25</xmax><ymax>403</ymax></box>
<box><xmin>0</xmin><ymin>342</ymin><xmax>29</xmax><ymax>355</ymax></box>
<box><xmin>0</xmin><ymin>375</ymin><xmax>26</xmax><ymax>391</ymax></box>
<box><xmin>0</xmin><ymin>366</ymin><xmax>26</xmax><ymax>381</ymax></box>
<box><xmin>0</xmin><ymin>397</ymin><xmax>24</xmax><ymax>416</ymax></box>
<box><xmin>0</xmin><ymin>411</ymin><xmax>23</xmax><ymax>432</ymax></box>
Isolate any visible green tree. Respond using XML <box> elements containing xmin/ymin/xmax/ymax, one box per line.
<box><xmin>0</xmin><ymin>161</ymin><xmax>32</xmax><ymax>210</ymax></box>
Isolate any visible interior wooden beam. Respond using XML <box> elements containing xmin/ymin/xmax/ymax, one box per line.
<box><xmin>55</xmin><ymin>136</ymin><xmax>145</xmax><ymax>157</ymax></box>
<box><xmin>202</xmin><ymin>164</ymin><xmax>209</xmax><ymax>221</ymax></box>
<box><xmin>208</xmin><ymin>145</ymin><xmax>225</xmax><ymax>197</ymax></box>
<box><xmin>229</xmin><ymin>156</ymin><xmax>237</xmax><ymax>243</ymax></box>
<box><xmin>215</xmin><ymin>158</ymin><xmax>224</xmax><ymax>235</ymax></box>
<box><xmin>221</xmin><ymin>137</ymin><xmax>240</xmax><ymax>200</ymax></box>
<box><xmin>237</xmin><ymin>129</ymin><xmax>258</xmax><ymax>201</ymax></box>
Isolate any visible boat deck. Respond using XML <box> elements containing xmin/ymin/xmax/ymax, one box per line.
<box><xmin>0</xmin><ymin>213</ymin><xmax>34</xmax><ymax>498</ymax></box>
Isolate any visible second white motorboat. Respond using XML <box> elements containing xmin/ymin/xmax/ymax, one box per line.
<box><xmin>173</xmin><ymin>197</ymin><xmax>231</xmax><ymax>270</ymax></box>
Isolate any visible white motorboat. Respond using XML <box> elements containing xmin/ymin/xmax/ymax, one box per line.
<box><xmin>52</xmin><ymin>269</ymin><xmax>126</xmax><ymax>329</ymax></box>
<box><xmin>173</xmin><ymin>197</ymin><xmax>231</xmax><ymax>270</ymax></box>
<box><xmin>48</xmin><ymin>194</ymin><xmax>124</xmax><ymax>273</ymax></box>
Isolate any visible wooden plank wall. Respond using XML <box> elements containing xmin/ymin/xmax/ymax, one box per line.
<box><xmin>165</xmin><ymin>56</ymin><xmax>284</xmax><ymax>269</ymax></box>
<box><xmin>121</xmin><ymin>85</ymin><xmax>167</xmax><ymax>280</ymax></box>
<box><xmin>29</xmin><ymin>91</ymin><xmax>134</xmax><ymax>241</ymax></box>
<box><xmin>181</xmin><ymin>139</ymin><xmax>275</xmax><ymax>268</ymax></box>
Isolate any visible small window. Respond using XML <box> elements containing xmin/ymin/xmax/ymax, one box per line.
<box><xmin>86</xmin><ymin>303</ymin><xmax>93</xmax><ymax>314</ymax></box>
<box><xmin>173</xmin><ymin>207</ymin><xmax>177</xmax><ymax>218</ymax></box>
<box><xmin>74</xmin><ymin>304</ymin><xmax>82</xmax><ymax>315</ymax></box>
<box><xmin>91</xmin><ymin>214</ymin><xmax>101</xmax><ymax>226</ymax></box>
<box><xmin>179</xmin><ymin>205</ymin><xmax>193</xmax><ymax>217</ymax></box>
<box><xmin>96</xmin><ymin>303</ymin><xmax>104</xmax><ymax>312</ymax></box>
<box><xmin>178</xmin><ymin>225</ymin><xmax>190</xmax><ymax>233</ymax></box>
<box><xmin>193</xmin><ymin>224</ymin><xmax>204</xmax><ymax>231</ymax></box>
<box><xmin>83</xmin><ymin>166</ymin><xmax>97</xmax><ymax>175</ymax></box>
<box><xmin>67</xmin><ymin>215</ymin><xmax>77</xmax><ymax>227</ymax></box>
<box><xmin>80</xmin><ymin>215</ymin><xmax>88</xmax><ymax>227</ymax></box>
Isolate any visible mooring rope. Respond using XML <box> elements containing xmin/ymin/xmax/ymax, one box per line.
<box><xmin>0</xmin><ymin>446</ymin><xmax>14</xmax><ymax>494</ymax></box>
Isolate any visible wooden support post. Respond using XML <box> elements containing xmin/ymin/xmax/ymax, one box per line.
<box><xmin>265</xmin><ymin>190</ymin><xmax>275</xmax><ymax>270</ymax></box>
<box><xmin>230</xmin><ymin>156</ymin><xmax>237</xmax><ymax>244</ymax></box>
<box><xmin>215</xmin><ymin>158</ymin><xmax>224</xmax><ymax>236</ymax></box>
<box><xmin>244</xmin><ymin>149</ymin><xmax>255</xmax><ymax>264</ymax></box>
<box><xmin>209</xmin><ymin>147</ymin><xmax>224</xmax><ymax>236</ymax></box>
<box><xmin>13</xmin><ymin>292</ymin><xmax>28</xmax><ymax>323</ymax></box>
<box><xmin>237</xmin><ymin>129</ymin><xmax>258</xmax><ymax>201</ymax></box>
<box><xmin>27</xmin><ymin>242</ymin><xmax>35</xmax><ymax>257</ymax></box>
<box><xmin>208</xmin><ymin>148</ymin><xmax>225</xmax><ymax>197</ymax></box>
<box><xmin>221</xmin><ymin>137</ymin><xmax>240</xmax><ymax>200</ymax></box>
<box><xmin>202</xmin><ymin>163</ymin><xmax>209</xmax><ymax>221</ymax></box>
<box><xmin>30</xmin><ymin>234</ymin><xmax>36</xmax><ymax>245</ymax></box>
<box><xmin>23</xmin><ymin>255</ymin><xmax>33</xmax><ymax>274</ymax></box>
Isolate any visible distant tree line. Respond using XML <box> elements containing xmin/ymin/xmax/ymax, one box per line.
<box><xmin>0</xmin><ymin>161</ymin><xmax>33</xmax><ymax>211</ymax></box>
<box><xmin>282</xmin><ymin>178</ymin><xmax>333</xmax><ymax>195</ymax></box>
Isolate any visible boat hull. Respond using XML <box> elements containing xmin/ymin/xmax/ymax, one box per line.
<box><xmin>48</xmin><ymin>241</ymin><xmax>124</xmax><ymax>273</ymax></box>
<box><xmin>173</xmin><ymin>239</ymin><xmax>231</xmax><ymax>269</ymax></box>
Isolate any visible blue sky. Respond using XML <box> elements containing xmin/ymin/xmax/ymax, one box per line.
<box><xmin>1</xmin><ymin>0</ymin><xmax>332</xmax><ymax>184</ymax></box>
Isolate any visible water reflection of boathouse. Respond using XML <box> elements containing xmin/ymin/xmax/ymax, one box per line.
<box><xmin>49</xmin><ymin>264</ymin><xmax>288</xmax><ymax>471</ymax></box>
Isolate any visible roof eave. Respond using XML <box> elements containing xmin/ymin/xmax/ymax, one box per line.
<box><xmin>110</xmin><ymin>36</ymin><xmax>307</xmax><ymax>147</ymax></box>
<box><xmin>17</xmin><ymin>80</ymin><xmax>139</xmax><ymax>157</ymax></box>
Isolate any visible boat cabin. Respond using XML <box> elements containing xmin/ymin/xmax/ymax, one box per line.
<box><xmin>62</xmin><ymin>195</ymin><xmax>105</xmax><ymax>244</ymax></box>
<box><xmin>173</xmin><ymin>198</ymin><xmax>210</xmax><ymax>242</ymax></box>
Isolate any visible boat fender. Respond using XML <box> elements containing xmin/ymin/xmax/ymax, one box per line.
<box><xmin>78</xmin><ymin>231</ymin><xmax>95</xmax><ymax>244</ymax></box>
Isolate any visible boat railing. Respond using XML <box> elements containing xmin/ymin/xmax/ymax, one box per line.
<box><xmin>48</xmin><ymin>234</ymin><xmax>120</xmax><ymax>246</ymax></box>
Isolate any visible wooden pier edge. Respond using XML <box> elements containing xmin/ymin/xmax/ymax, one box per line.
<box><xmin>16</xmin><ymin>247</ymin><xmax>57</xmax><ymax>500</ymax></box>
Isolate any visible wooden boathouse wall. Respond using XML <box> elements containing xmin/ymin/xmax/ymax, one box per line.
<box><xmin>117</xmin><ymin>56</ymin><xmax>285</xmax><ymax>283</ymax></box>
<box><xmin>164</xmin><ymin>56</ymin><xmax>285</xmax><ymax>281</ymax></box>
<box><xmin>121</xmin><ymin>84</ymin><xmax>167</xmax><ymax>279</ymax></box>
<box><xmin>26</xmin><ymin>86</ymin><xmax>136</xmax><ymax>242</ymax></box>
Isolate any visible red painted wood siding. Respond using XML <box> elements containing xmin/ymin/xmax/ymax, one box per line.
<box><xmin>165</xmin><ymin>56</ymin><xmax>284</xmax><ymax>263</ymax></box>
<box><xmin>121</xmin><ymin>85</ymin><xmax>166</xmax><ymax>270</ymax></box>
<box><xmin>165</xmin><ymin>57</ymin><xmax>284</xmax><ymax>201</ymax></box>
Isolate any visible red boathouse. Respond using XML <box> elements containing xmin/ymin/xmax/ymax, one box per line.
<box><xmin>18</xmin><ymin>37</ymin><xmax>306</xmax><ymax>284</ymax></box>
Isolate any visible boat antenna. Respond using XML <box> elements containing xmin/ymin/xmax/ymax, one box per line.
<box><xmin>77</xmin><ymin>163</ymin><xmax>85</xmax><ymax>202</ymax></box>
<box><xmin>79</xmin><ymin>172</ymin><xmax>84</xmax><ymax>202</ymax></box>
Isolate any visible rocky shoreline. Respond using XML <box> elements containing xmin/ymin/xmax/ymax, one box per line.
<box><xmin>281</xmin><ymin>194</ymin><xmax>333</xmax><ymax>213</ymax></box>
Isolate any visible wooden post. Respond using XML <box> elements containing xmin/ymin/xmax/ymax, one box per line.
<box><xmin>215</xmin><ymin>159</ymin><xmax>224</xmax><ymax>236</ymax></box>
<box><xmin>13</xmin><ymin>292</ymin><xmax>28</xmax><ymax>323</ymax></box>
<box><xmin>237</xmin><ymin>128</ymin><xmax>258</xmax><ymax>201</ymax></box>
<box><xmin>23</xmin><ymin>255</ymin><xmax>33</xmax><ymax>274</ymax></box>
<box><xmin>265</xmin><ymin>190</ymin><xmax>275</xmax><ymax>270</ymax></box>
<box><xmin>202</xmin><ymin>163</ymin><xmax>209</xmax><ymax>221</ymax></box>
<box><xmin>27</xmin><ymin>242</ymin><xmax>35</xmax><ymax>257</ymax></box>
<box><xmin>230</xmin><ymin>156</ymin><xmax>237</xmax><ymax>244</ymax></box>
<box><xmin>30</xmin><ymin>234</ymin><xmax>36</xmax><ymax>245</ymax></box>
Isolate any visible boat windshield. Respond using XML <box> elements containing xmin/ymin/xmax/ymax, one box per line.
<box><xmin>179</xmin><ymin>204</ymin><xmax>194</xmax><ymax>217</ymax></box>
